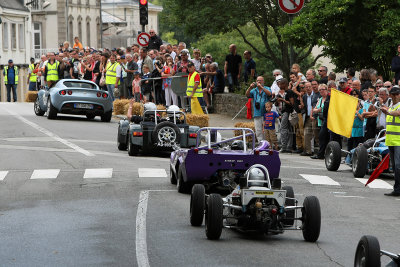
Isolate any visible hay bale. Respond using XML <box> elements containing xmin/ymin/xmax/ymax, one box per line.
<box><xmin>113</xmin><ymin>99</ymin><xmax>130</xmax><ymax>115</ymax></box>
<box><xmin>186</xmin><ymin>114</ymin><xmax>209</xmax><ymax>128</ymax></box>
<box><xmin>25</xmin><ymin>91</ymin><xmax>38</xmax><ymax>102</ymax></box>
<box><xmin>234</xmin><ymin>122</ymin><xmax>256</xmax><ymax>142</ymax></box>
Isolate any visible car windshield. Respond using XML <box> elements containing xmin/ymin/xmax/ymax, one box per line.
<box><xmin>63</xmin><ymin>81</ymin><xmax>97</xmax><ymax>89</ymax></box>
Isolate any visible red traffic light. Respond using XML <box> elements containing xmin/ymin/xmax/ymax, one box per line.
<box><xmin>140</xmin><ymin>0</ymin><xmax>148</xmax><ymax>5</ymax></box>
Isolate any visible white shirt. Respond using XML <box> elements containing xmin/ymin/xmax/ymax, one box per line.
<box><xmin>270</xmin><ymin>81</ymin><xmax>280</xmax><ymax>95</ymax></box>
<box><xmin>376</xmin><ymin>98</ymin><xmax>393</xmax><ymax>128</ymax></box>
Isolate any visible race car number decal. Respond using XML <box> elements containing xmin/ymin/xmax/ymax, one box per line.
<box><xmin>255</xmin><ymin>191</ymin><xmax>274</xmax><ymax>195</ymax></box>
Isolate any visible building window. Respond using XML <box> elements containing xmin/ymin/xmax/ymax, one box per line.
<box><xmin>19</xmin><ymin>24</ymin><xmax>25</xmax><ymax>50</ymax></box>
<box><xmin>69</xmin><ymin>20</ymin><xmax>74</xmax><ymax>44</ymax></box>
<box><xmin>11</xmin><ymin>23</ymin><xmax>17</xmax><ymax>50</ymax></box>
<box><xmin>33</xmin><ymin>23</ymin><xmax>42</xmax><ymax>58</ymax></box>
<box><xmin>86</xmin><ymin>21</ymin><xmax>91</xmax><ymax>47</ymax></box>
<box><xmin>78</xmin><ymin>21</ymin><xmax>82</xmax><ymax>42</ymax></box>
<box><xmin>96</xmin><ymin>18</ymin><xmax>100</xmax><ymax>48</ymax></box>
<box><xmin>3</xmin><ymin>22</ymin><xmax>8</xmax><ymax>50</ymax></box>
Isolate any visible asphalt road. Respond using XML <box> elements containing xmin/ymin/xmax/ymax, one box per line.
<box><xmin>0</xmin><ymin>103</ymin><xmax>398</xmax><ymax>267</ymax></box>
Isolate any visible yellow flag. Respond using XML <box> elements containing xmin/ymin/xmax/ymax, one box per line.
<box><xmin>327</xmin><ymin>89</ymin><xmax>358</xmax><ymax>138</ymax></box>
<box><xmin>190</xmin><ymin>97</ymin><xmax>204</xmax><ymax>115</ymax></box>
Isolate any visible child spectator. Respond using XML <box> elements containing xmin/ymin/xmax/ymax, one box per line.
<box><xmin>263</xmin><ymin>102</ymin><xmax>280</xmax><ymax>150</ymax></box>
<box><xmin>141</xmin><ymin>64</ymin><xmax>152</xmax><ymax>102</ymax></box>
<box><xmin>132</xmin><ymin>71</ymin><xmax>141</xmax><ymax>102</ymax></box>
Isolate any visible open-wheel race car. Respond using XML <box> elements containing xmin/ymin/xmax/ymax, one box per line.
<box><xmin>117</xmin><ymin>104</ymin><xmax>199</xmax><ymax>155</ymax></box>
<box><xmin>354</xmin><ymin>235</ymin><xmax>399</xmax><ymax>267</ymax></box>
<box><xmin>169</xmin><ymin>127</ymin><xmax>281</xmax><ymax>193</ymax></box>
<box><xmin>34</xmin><ymin>79</ymin><xmax>113</xmax><ymax>122</ymax></box>
<box><xmin>325</xmin><ymin>130</ymin><xmax>391</xmax><ymax>178</ymax></box>
<box><xmin>189</xmin><ymin>164</ymin><xmax>321</xmax><ymax>241</ymax></box>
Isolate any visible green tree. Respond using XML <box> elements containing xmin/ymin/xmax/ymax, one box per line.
<box><xmin>161</xmin><ymin>0</ymin><xmax>319</xmax><ymax>76</ymax></box>
<box><xmin>281</xmin><ymin>0</ymin><xmax>400</xmax><ymax>79</ymax></box>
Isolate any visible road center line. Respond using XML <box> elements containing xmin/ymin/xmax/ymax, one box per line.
<box><xmin>3</xmin><ymin>108</ymin><xmax>94</xmax><ymax>157</ymax></box>
<box><xmin>136</xmin><ymin>190</ymin><xmax>150</xmax><ymax>267</ymax></box>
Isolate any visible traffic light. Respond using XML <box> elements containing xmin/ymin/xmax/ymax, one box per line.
<box><xmin>139</xmin><ymin>0</ymin><xmax>148</xmax><ymax>26</ymax></box>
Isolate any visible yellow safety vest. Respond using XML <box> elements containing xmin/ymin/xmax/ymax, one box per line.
<box><xmin>386</xmin><ymin>103</ymin><xmax>400</xmax><ymax>146</ymax></box>
<box><xmin>4</xmin><ymin>66</ymin><xmax>19</xmax><ymax>85</ymax></box>
<box><xmin>46</xmin><ymin>61</ymin><xmax>60</xmax><ymax>81</ymax></box>
<box><xmin>186</xmin><ymin>71</ymin><xmax>203</xmax><ymax>97</ymax></box>
<box><xmin>105</xmin><ymin>62</ymin><xmax>120</xmax><ymax>85</ymax></box>
<box><xmin>29</xmin><ymin>64</ymin><xmax>37</xmax><ymax>82</ymax></box>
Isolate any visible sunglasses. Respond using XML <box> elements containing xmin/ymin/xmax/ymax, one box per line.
<box><xmin>318</xmin><ymin>70</ymin><xmax>324</xmax><ymax>72</ymax></box>
<box><xmin>385</xmin><ymin>85</ymin><xmax>391</xmax><ymax>88</ymax></box>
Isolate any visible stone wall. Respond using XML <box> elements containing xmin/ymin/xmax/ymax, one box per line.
<box><xmin>213</xmin><ymin>93</ymin><xmax>249</xmax><ymax>119</ymax></box>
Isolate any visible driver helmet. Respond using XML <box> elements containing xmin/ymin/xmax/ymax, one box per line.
<box><xmin>231</xmin><ymin>140</ymin><xmax>244</xmax><ymax>150</ymax></box>
<box><xmin>247</xmin><ymin>167</ymin><xmax>266</xmax><ymax>187</ymax></box>
<box><xmin>143</xmin><ymin>102</ymin><xmax>157</xmax><ymax>112</ymax></box>
<box><xmin>167</xmin><ymin>105</ymin><xmax>180</xmax><ymax>115</ymax></box>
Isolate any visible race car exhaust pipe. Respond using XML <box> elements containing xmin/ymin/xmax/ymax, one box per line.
<box><xmin>223</xmin><ymin>203</ymin><xmax>242</xmax><ymax>210</ymax></box>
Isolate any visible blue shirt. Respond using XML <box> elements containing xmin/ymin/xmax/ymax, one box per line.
<box><xmin>264</xmin><ymin>111</ymin><xmax>279</xmax><ymax>130</ymax></box>
<box><xmin>249</xmin><ymin>86</ymin><xmax>271</xmax><ymax>117</ymax></box>
<box><xmin>4</xmin><ymin>67</ymin><xmax>15</xmax><ymax>84</ymax></box>
<box><xmin>352</xmin><ymin>109</ymin><xmax>364</xmax><ymax>137</ymax></box>
<box><xmin>244</xmin><ymin>59</ymin><xmax>256</xmax><ymax>82</ymax></box>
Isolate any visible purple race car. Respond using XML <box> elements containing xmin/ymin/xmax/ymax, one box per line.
<box><xmin>169</xmin><ymin>127</ymin><xmax>281</xmax><ymax>193</ymax></box>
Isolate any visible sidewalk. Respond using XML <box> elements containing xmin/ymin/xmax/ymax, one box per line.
<box><xmin>208</xmin><ymin>113</ymin><xmax>251</xmax><ymax>127</ymax></box>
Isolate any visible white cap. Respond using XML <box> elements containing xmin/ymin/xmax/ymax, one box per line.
<box><xmin>275</xmin><ymin>75</ymin><xmax>283</xmax><ymax>81</ymax></box>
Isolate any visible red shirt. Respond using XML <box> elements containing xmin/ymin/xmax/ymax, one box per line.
<box><xmin>342</xmin><ymin>87</ymin><xmax>352</xmax><ymax>94</ymax></box>
<box><xmin>188</xmin><ymin>72</ymin><xmax>200</xmax><ymax>83</ymax></box>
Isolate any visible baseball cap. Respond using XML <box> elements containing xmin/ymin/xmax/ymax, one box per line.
<box><xmin>112</xmin><ymin>48</ymin><xmax>117</xmax><ymax>51</ymax></box>
<box><xmin>121</xmin><ymin>55</ymin><xmax>126</xmax><ymax>59</ymax></box>
<box><xmin>180</xmin><ymin>49</ymin><xmax>189</xmax><ymax>55</ymax></box>
<box><xmin>205</xmin><ymin>53</ymin><xmax>212</xmax><ymax>58</ymax></box>
<box><xmin>187</xmin><ymin>61</ymin><xmax>194</xmax><ymax>67</ymax></box>
<box><xmin>339</xmin><ymin>77</ymin><xmax>348</xmax><ymax>83</ymax></box>
<box><xmin>8</xmin><ymin>59</ymin><xmax>13</xmax><ymax>63</ymax></box>
<box><xmin>389</xmin><ymin>86</ymin><xmax>400</xmax><ymax>95</ymax></box>
<box><xmin>275</xmin><ymin>75</ymin><xmax>283</xmax><ymax>81</ymax></box>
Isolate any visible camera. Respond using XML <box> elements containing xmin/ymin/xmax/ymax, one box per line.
<box><xmin>270</xmin><ymin>95</ymin><xmax>282</xmax><ymax>103</ymax></box>
<box><xmin>255</xmin><ymin>102</ymin><xmax>261</xmax><ymax>109</ymax></box>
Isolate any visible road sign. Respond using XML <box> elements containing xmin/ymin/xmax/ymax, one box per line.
<box><xmin>278</xmin><ymin>0</ymin><xmax>304</xmax><ymax>14</ymax></box>
<box><xmin>137</xmin><ymin>32</ymin><xmax>150</xmax><ymax>47</ymax></box>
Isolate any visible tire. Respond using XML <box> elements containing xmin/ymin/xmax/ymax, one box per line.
<box><xmin>177</xmin><ymin>167</ymin><xmax>190</xmax><ymax>194</ymax></box>
<box><xmin>354</xmin><ymin>235</ymin><xmax>381</xmax><ymax>267</ymax></box>
<box><xmin>101</xmin><ymin>111</ymin><xmax>112</xmax><ymax>122</ymax></box>
<box><xmin>47</xmin><ymin>98</ymin><xmax>57</xmax><ymax>120</ymax></box>
<box><xmin>170</xmin><ymin>166</ymin><xmax>177</xmax><ymax>185</ymax></box>
<box><xmin>34</xmin><ymin>98</ymin><xmax>45</xmax><ymax>116</ymax></box>
<box><xmin>190</xmin><ymin>184</ymin><xmax>205</xmax><ymax>226</ymax></box>
<box><xmin>205</xmin><ymin>194</ymin><xmax>223</xmax><ymax>240</ymax></box>
<box><xmin>127</xmin><ymin>135</ymin><xmax>139</xmax><ymax>156</ymax></box>
<box><xmin>152</xmin><ymin>121</ymin><xmax>181</xmax><ymax>147</ymax></box>
<box><xmin>86</xmin><ymin>114</ymin><xmax>95</xmax><ymax>120</ymax></box>
<box><xmin>282</xmin><ymin>186</ymin><xmax>295</xmax><ymax>226</ymax></box>
<box><xmin>352</xmin><ymin>146</ymin><xmax>368</xmax><ymax>178</ymax></box>
<box><xmin>117</xmin><ymin>126</ymin><xmax>128</xmax><ymax>151</ymax></box>
<box><xmin>301</xmin><ymin>196</ymin><xmax>321</xmax><ymax>242</ymax></box>
<box><xmin>325</xmin><ymin>141</ymin><xmax>341</xmax><ymax>171</ymax></box>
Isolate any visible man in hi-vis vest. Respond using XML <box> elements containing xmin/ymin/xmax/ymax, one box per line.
<box><xmin>3</xmin><ymin>59</ymin><xmax>19</xmax><ymax>102</ymax></box>
<box><xmin>381</xmin><ymin>86</ymin><xmax>400</xmax><ymax>197</ymax></box>
<box><xmin>186</xmin><ymin>61</ymin><xmax>204</xmax><ymax>114</ymax></box>
<box><xmin>27</xmin><ymin>57</ymin><xmax>38</xmax><ymax>91</ymax></box>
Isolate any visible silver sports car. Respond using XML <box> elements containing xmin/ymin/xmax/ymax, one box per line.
<box><xmin>34</xmin><ymin>79</ymin><xmax>113</xmax><ymax>122</ymax></box>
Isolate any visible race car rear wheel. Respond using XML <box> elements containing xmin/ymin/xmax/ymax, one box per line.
<box><xmin>170</xmin><ymin>166</ymin><xmax>177</xmax><ymax>185</ymax></box>
<box><xmin>301</xmin><ymin>196</ymin><xmax>321</xmax><ymax>242</ymax></box>
<box><xmin>117</xmin><ymin>126</ymin><xmax>128</xmax><ymax>151</ymax></box>
<box><xmin>352</xmin><ymin>146</ymin><xmax>368</xmax><ymax>178</ymax></box>
<box><xmin>177</xmin><ymin>168</ymin><xmax>190</xmax><ymax>194</ymax></box>
<box><xmin>354</xmin><ymin>235</ymin><xmax>380</xmax><ymax>267</ymax></box>
<box><xmin>325</xmin><ymin>141</ymin><xmax>341</xmax><ymax>171</ymax></box>
<box><xmin>34</xmin><ymin>98</ymin><xmax>45</xmax><ymax>116</ymax></box>
<box><xmin>282</xmin><ymin>186</ymin><xmax>295</xmax><ymax>226</ymax></box>
<box><xmin>128</xmin><ymin>135</ymin><xmax>139</xmax><ymax>156</ymax></box>
<box><xmin>190</xmin><ymin>184</ymin><xmax>205</xmax><ymax>226</ymax></box>
<box><xmin>47</xmin><ymin>98</ymin><xmax>57</xmax><ymax>120</ymax></box>
<box><xmin>152</xmin><ymin>121</ymin><xmax>181</xmax><ymax>147</ymax></box>
<box><xmin>101</xmin><ymin>111</ymin><xmax>112</xmax><ymax>122</ymax></box>
<box><xmin>205</xmin><ymin>194</ymin><xmax>223</xmax><ymax>240</ymax></box>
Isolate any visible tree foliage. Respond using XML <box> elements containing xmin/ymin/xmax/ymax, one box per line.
<box><xmin>281</xmin><ymin>0</ymin><xmax>400</xmax><ymax>79</ymax></box>
<box><xmin>160</xmin><ymin>0</ymin><xmax>318</xmax><ymax>76</ymax></box>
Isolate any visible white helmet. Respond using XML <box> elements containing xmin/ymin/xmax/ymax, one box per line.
<box><xmin>247</xmin><ymin>167</ymin><xmax>266</xmax><ymax>187</ymax></box>
<box><xmin>167</xmin><ymin>105</ymin><xmax>180</xmax><ymax>113</ymax></box>
<box><xmin>143</xmin><ymin>102</ymin><xmax>157</xmax><ymax>112</ymax></box>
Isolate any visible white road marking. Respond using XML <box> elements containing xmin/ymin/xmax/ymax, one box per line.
<box><xmin>83</xmin><ymin>168</ymin><xmax>113</xmax><ymax>179</ymax></box>
<box><xmin>3</xmin><ymin>108</ymin><xmax>95</xmax><ymax>157</ymax></box>
<box><xmin>3</xmin><ymin>137</ymin><xmax>115</xmax><ymax>145</ymax></box>
<box><xmin>334</xmin><ymin>195</ymin><xmax>365</xmax><ymax>199</ymax></box>
<box><xmin>355</xmin><ymin>178</ymin><xmax>393</xmax><ymax>189</ymax></box>
<box><xmin>138</xmin><ymin>168</ymin><xmax>167</xmax><ymax>178</ymax></box>
<box><xmin>0</xmin><ymin>144</ymin><xmax>76</xmax><ymax>153</ymax></box>
<box><xmin>0</xmin><ymin>171</ymin><xmax>9</xmax><ymax>180</ymax></box>
<box><xmin>281</xmin><ymin>165</ymin><xmax>326</xmax><ymax>170</ymax></box>
<box><xmin>299</xmin><ymin>174</ymin><xmax>341</xmax><ymax>186</ymax></box>
<box><xmin>136</xmin><ymin>190</ymin><xmax>150</xmax><ymax>267</ymax></box>
<box><xmin>30</xmin><ymin>169</ymin><xmax>60</xmax><ymax>179</ymax></box>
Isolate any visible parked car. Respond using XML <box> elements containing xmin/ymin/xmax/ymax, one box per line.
<box><xmin>34</xmin><ymin>79</ymin><xmax>113</xmax><ymax>122</ymax></box>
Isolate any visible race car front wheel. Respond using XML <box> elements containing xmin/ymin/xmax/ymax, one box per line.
<box><xmin>177</xmin><ymin>168</ymin><xmax>191</xmax><ymax>193</ymax></box>
<box><xmin>47</xmin><ymin>98</ymin><xmax>57</xmax><ymax>120</ymax></box>
<box><xmin>325</xmin><ymin>141</ymin><xmax>341</xmax><ymax>171</ymax></box>
<box><xmin>301</xmin><ymin>196</ymin><xmax>321</xmax><ymax>242</ymax></box>
<box><xmin>354</xmin><ymin>235</ymin><xmax>380</xmax><ymax>267</ymax></box>
<box><xmin>190</xmin><ymin>184</ymin><xmax>205</xmax><ymax>226</ymax></box>
<box><xmin>34</xmin><ymin>98</ymin><xmax>45</xmax><ymax>116</ymax></box>
<box><xmin>352</xmin><ymin>146</ymin><xmax>368</xmax><ymax>178</ymax></box>
<box><xmin>205</xmin><ymin>194</ymin><xmax>223</xmax><ymax>240</ymax></box>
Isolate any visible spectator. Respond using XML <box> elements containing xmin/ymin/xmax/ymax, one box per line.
<box><xmin>63</xmin><ymin>41</ymin><xmax>70</xmax><ymax>52</ymax></box>
<box><xmin>191</xmin><ymin>48</ymin><xmax>202</xmax><ymax>72</ymax></box>
<box><xmin>186</xmin><ymin>61</ymin><xmax>204</xmax><ymax>113</ymax></box>
<box><xmin>270</xmin><ymin>69</ymin><xmax>283</xmax><ymax>96</ymax></box>
<box><xmin>3</xmin><ymin>59</ymin><xmax>19</xmax><ymax>102</ymax></box>
<box><xmin>132</xmin><ymin>44</ymin><xmax>140</xmax><ymax>54</ymax></box>
<box><xmin>328</xmin><ymin>72</ymin><xmax>336</xmax><ymax>82</ymax></box>
<box><xmin>140</xmin><ymin>48</ymin><xmax>153</xmax><ymax>73</ymax></box>
<box><xmin>318</xmin><ymin>66</ymin><xmax>328</xmax><ymax>84</ymax></box>
<box><xmin>391</xmin><ymin>43</ymin><xmax>400</xmax><ymax>85</ymax></box>
<box><xmin>243</xmin><ymin>50</ymin><xmax>256</xmax><ymax>83</ymax></box>
<box><xmin>263</xmin><ymin>102</ymin><xmax>280</xmax><ymax>150</ymax></box>
<box><xmin>73</xmin><ymin>36</ymin><xmax>83</xmax><ymax>50</ymax></box>
<box><xmin>347</xmin><ymin>68</ymin><xmax>357</xmax><ymax>81</ymax></box>
<box><xmin>311</xmin><ymin>84</ymin><xmax>330</xmax><ymax>159</ymax></box>
<box><xmin>301</xmin><ymin>82</ymin><xmax>318</xmax><ymax>156</ymax></box>
<box><xmin>69</xmin><ymin>50</ymin><xmax>81</xmax><ymax>79</ymax></box>
<box><xmin>306</xmin><ymin>69</ymin><xmax>316</xmax><ymax>82</ymax></box>
<box><xmin>369</xmin><ymin>68</ymin><xmax>378</xmax><ymax>86</ymax></box>
<box><xmin>132</xmin><ymin>72</ymin><xmax>141</xmax><ymax>102</ymax></box>
<box><xmin>347</xmin><ymin>99</ymin><xmax>364</xmax><ymax>151</ymax></box>
<box><xmin>327</xmin><ymin>80</ymin><xmax>337</xmax><ymax>92</ymax></box>
<box><xmin>245</xmin><ymin>76</ymin><xmax>272</xmax><ymax>142</ymax></box>
<box><xmin>105</xmin><ymin>54</ymin><xmax>121</xmax><ymax>101</ymax></box>
<box><xmin>224</xmin><ymin>44</ymin><xmax>242</xmax><ymax>93</ymax></box>
<box><xmin>162</xmin><ymin>56</ymin><xmax>177</xmax><ymax>106</ymax></box>
<box><xmin>376</xmin><ymin>87</ymin><xmax>393</xmax><ymax>131</ymax></box>
<box><xmin>359</xmin><ymin>68</ymin><xmax>372</xmax><ymax>91</ymax></box>
<box><xmin>27</xmin><ymin>57</ymin><xmax>38</xmax><ymax>91</ymax></box>
<box><xmin>118</xmin><ymin>55</ymin><xmax>128</xmax><ymax>99</ymax></box>
<box><xmin>44</xmin><ymin>52</ymin><xmax>61</xmax><ymax>88</ymax></box>
<box><xmin>291</xmin><ymin>63</ymin><xmax>306</xmax><ymax>81</ymax></box>
<box><xmin>124</xmin><ymin>54</ymin><xmax>138</xmax><ymax>99</ymax></box>
<box><xmin>81</xmin><ymin>56</ymin><xmax>94</xmax><ymax>81</ymax></box>
<box><xmin>175</xmin><ymin>50</ymin><xmax>190</xmax><ymax>73</ymax></box>
<box><xmin>152</xmin><ymin>59</ymin><xmax>164</xmax><ymax>104</ymax></box>
<box><xmin>147</xmin><ymin>29</ymin><xmax>162</xmax><ymax>51</ymax></box>
<box><xmin>384</xmin><ymin>81</ymin><xmax>393</xmax><ymax>91</ymax></box>
<box><xmin>92</xmin><ymin>52</ymin><xmax>101</xmax><ymax>85</ymax></box>
<box><xmin>338</xmin><ymin>77</ymin><xmax>352</xmax><ymax>94</ymax></box>
<box><xmin>141</xmin><ymin>64</ymin><xmax>152</xmax><ymax>102</ymax></box>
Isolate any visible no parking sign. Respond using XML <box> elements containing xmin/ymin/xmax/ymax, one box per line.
<box><xmin>278</xmin><ymin>0</ymin><xmax>304</xmax><ymax>14</ymax></box>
